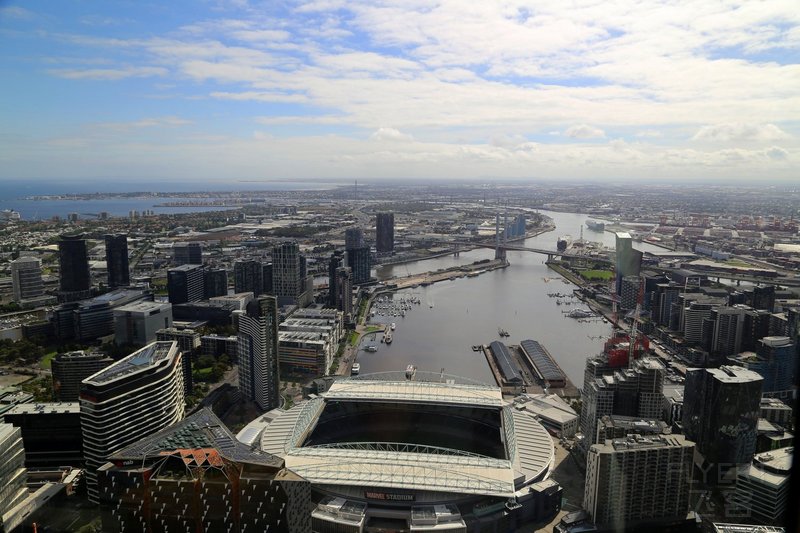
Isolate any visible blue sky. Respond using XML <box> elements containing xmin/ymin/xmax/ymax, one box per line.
<box><xmin>1</xmin><ymin>0</ymin><xmax>798</xmax><ymax>182</ymax></box>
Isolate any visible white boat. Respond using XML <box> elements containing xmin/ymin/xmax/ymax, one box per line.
<box><xmin>351</xmin><ymin>363</ymin><xmax>360</xmax><ymax>375</ymax></box>
<box><xmin>384</xmin><ymin>332</ymin><xmax>393</xmax><ymax>344</ymax></box>
<box><xmin>406</xmin><ymin>364</ymin><xmax>417</xmax><ymax>379</ymax></box>
<box><xmin>567</xmin><ymin>308</ymin><xmax>595</xmax><ymax>318</ymax></box>
<box><xmin>391</xmin><ymin>323</ymin><xmax>396</xmax><ymax>330</ymax></box>
<box><xmin>364</xmin><ymin>345</ymin><xmax>378</xmax><ymax>353</ymax></box>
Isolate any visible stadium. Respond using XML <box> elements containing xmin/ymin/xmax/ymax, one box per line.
<box><xmin>251</xmin><ymin>371</ymin><xmax>561</xmax><ymax>532</ymax></box>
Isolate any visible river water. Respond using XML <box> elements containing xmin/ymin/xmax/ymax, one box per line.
<box><xmin>358</xmin><ymin>211</ymin><xmax>664</xmax><ymax>388</ymax></box>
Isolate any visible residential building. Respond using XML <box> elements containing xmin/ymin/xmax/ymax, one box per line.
<box><xmin>58</xmin><ymin>234</ymin><xmax>91</xmax><ymax>302</ymax></box>
<box><xmin>113</xmin><ymin>301</ymin><xmax>173</xmax><ymax>346</ymax></box>
<box><xmin>711</xmin><ymin>306</ymin><xmax>747</xmax><ymax>356</ymax></box>
<box><xmin>584</xmin><ymin>435</ymin><xmax>694</xmax><ymax>528</ymax></box>
<box><xmin>334</xmin><ymin>266</ymin><xmax>353</xmax><ymax>316</ymax></box>
<box><xmin>731</xmin><ymin>447</ymin><xmax>792</xmax><ymax>524</ymax></box>
<box><xmin>327</xmin><ymin>251</ymin><xmax>345</xmax><ymax>307</ymax></box>
<box><xmin>80</xmin><ymin>341</ymin><xmax>185</xmax><ymax>502</ymax></box>
<box><xmin>96</xmin><ymin>409</ymin><xmax>311</xmax><ymax>532</ymax></box>
<box><xmin>683</xmin><ymin>301</ymin><xmax>715</xmax><ymax>345</ymax></box>
<box><xmin>271</xmin><ymin>242</ymin><xmax>312</xmax><ymax>307</ymax></box>
<box><xmin>754</xmin><ymin>336</ymin><xmax>795</xmax><ymax>392</ymax></box>
<box><xmin>10</xmin><ymin>256</ymin><xmax>44</xmax><ymax>302</ymax></box>
<box><xmin>376</xmin><ymin>212</ymin><xmax>395</xmax><ymax>253</ymax></box>
<box><xmin>104</xmin><ymin>234</ymin><xmax>129</xmax><ymax>288</ymax></box>
<box><xmin>236</xmin><ymin>296</ymin><xmax>280</xmax><ymax>411</ymax></box>
<box><xmin>167</xmin><ymin>264</ymin><xmax>204</xmax><ymax>304</ymax></box>
<box><xmin>346</xmin><ymin>246</ymin><xmax>371</xmax><ymax>285</ymax></box>
<box><xmin>234</xmin><ymin>259</ymin><xmax>263</xmax><ymax>295</ymax></box>
<box><xmin>579</xmin><ymin>356</ymin><xmax>665</xmax><ymax>451</ymax></box>
<box><xmin>0</xmin><ymin>424</ymin><xmax>28</xmax><ymax>520</ymax></box>
<box><xmin>619</xmin><ymin>275</ymin><xmax>640</xmax><ymax>311</ymax></box>
<box><xmin>51</xmin><ymin>351</ymin><xmax>114</xmax><ymax>402</ymax></box>
<box><xmin>683</xmin><ymin>366</ymin><xmax>763</xmax><ymax>470</ymax></box>
<box><xmin>278</xmin><ymin>308</ymin><xmax>343</xmax><ymax>377</ymax></box>
<box><xmin>172</xmin><ymin>242</ymin><xmax>202</xmax><ymax>265</ymax></box>
<box><xmin>344</xmin><ymin>227</ymin><xmax>364</xmax><ymax>249</ymax></box>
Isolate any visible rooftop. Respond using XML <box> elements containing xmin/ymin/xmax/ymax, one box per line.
<box><xmin>84</xmin><ymin>341</ymin><xmax>177</xmax><ymax>385</ymax></box>
<box><xmin>109</xmin><ymin>408</ymin><xmax>283</xmax><ymax>468</ymax></box>
<box><xmin>5</xmin><ymin>402</ymin><xmax>79</xmax><ymax>415</ymax></box>
<box><xmin>707</xmin><ymin>365</ymin><xmax>764</xmax><ymax>384</ymax></box>
<box><xmin>114</xmin><ymin>300</ymin><xmax>171</xmax><ymax>313</ymax></box>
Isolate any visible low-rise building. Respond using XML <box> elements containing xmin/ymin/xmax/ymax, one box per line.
<box><xmin>155</xmin><ymin>327</ymin><xmax>201</xmax><ymax>355</ymax></box>
<box><xmin>114</xmin><ymin>301</ymin><xmax>173</xmax><ymax>346</ymax></box>
<box><xmin>514</xmin><ymin>393</ymin><xmax>578</xmax><ymax>437</ymax></box>
<box><xmin>732</xmin><ymin>447</ymin><xmax>792</xmax><ymax>524</ymax></box>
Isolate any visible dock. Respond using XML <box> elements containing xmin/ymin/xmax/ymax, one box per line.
<box><xmin>480</xmin><ymin>341</ymin><xmax>580</xmax><ymax>399</ymax></box>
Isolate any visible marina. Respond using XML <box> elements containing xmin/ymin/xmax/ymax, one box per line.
<box><xmin>355</xmin><ymin>210</ymin><xmax>665</xmax><ymax>388</ymax></box>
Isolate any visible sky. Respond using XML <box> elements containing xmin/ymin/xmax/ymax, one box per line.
<box><xmin>0</xmin><ymin>0</ymin><xmax>799</xmax><ymax>183</ymax></box>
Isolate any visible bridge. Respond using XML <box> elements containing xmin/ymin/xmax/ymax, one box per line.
<box><xmin>430</xmin><ymin>239</ymin><xmax>614</xmax><ymax>265</ymax></box>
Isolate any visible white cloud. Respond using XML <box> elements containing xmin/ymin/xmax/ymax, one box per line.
<box><xmin>565</xmin><ymin>124</ymin><xmax>606</xmax><ymax>139</ymax></box>
<box><xmin>48</xmin><ymin>66</ymin><xmax>167</xmax><ymax>80</ymax></box>
<box><xmin>370</xmin><ymin>127</ymin><xmax>414</xmax><ymax>142</ymax></box>
<box><xmin>692</xmin><ymin>123</ymin><xmax>790</xmax><ymax>142</ymax></box>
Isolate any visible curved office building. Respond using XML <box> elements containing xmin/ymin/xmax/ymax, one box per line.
<box><xmin>80</xmin><ymin>341</ymin><xmax>185</xmax><ymax>502</ymax></box>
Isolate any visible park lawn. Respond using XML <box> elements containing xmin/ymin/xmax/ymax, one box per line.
<box><xmin>195</xmin><ymin>367</ymin><xmax>213</xmax><ymax>377</ymax></box>
<box><xmin>39</xmin><ymin>351</ymin><xmax>57</xmax><ymax>370</ymax></box>
<box><xmin>581</xmin><ymin>269</ymin><xmax>614</xmax><ymax>281</ymax></box>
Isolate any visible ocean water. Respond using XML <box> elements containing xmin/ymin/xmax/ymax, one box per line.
<box><xmin>0</xmin><ymin>179</ymin><xmax>340</xmax><ymax>219</ymax></box>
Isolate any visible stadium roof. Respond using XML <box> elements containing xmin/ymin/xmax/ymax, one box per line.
<box><xmin>323</xmin><ymin>375</ymin><xmax>504</xmax><ymax>408</ymax></box>
<box><xmin>255</xmin><ymin>376</ymin><xmax>554</xmax><ymax>499</ymax></box>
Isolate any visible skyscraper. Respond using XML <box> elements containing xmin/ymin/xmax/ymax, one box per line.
<box><xmin>261</xmin><ymin>262</ymin><xmax>273</xmax><ymax>295</ymax></box>
<box><xmin>234</xmin><ymin>259</ymin><xmax>263</xmax><ymax>295</ymax></box>
<box><xmin>58</xmin><ymin>234</ymin><xmax>92</xmax><ymax>302</ymax></box>
<box><xmin>346</xmin><ymin>246</ymin><xmax>371</xmax><ymax>285</ymax></box>
<box><xmin>202</xmin><ymin>267</ymin><xmax>228</xmax><ymax>298</ymax></box>
<box><xmin>711</xmin><ymin>306</ymin><xmax>747</xmax><ymax>356</ymax></box>
<box><xmin>376</xmin><ymin>212</ymin><xmax>395</xmax><ymax>252</ymax></box>
<box><xmin>172</xmin><ymin>242</ymin><xmax>202</xmax><ymax>265</ymax></box>
<box><xmin>335</xmin><ymin>266</ymin><xmax>353</xmax><ymax>317</ymax></box>
<box><xmin>614</xmin><ymin>232</ymin><xmax>642</xmax><ymax>296</ymax></box>
<box><xmin>345</xmin><ymin>228</ymin><xmax>365</xmax><ymax>249</ymax></box>
<box><xmin>10</xmin><ymin>256</ymin><xmax>44</xmax><ymax>302</ymax></box>
<box><xmin>584</xmin><ymin>435</ymin><xmax>694</xmax><ymax>529</ymax></box>
<box><xmin>167</xmin><ymin>264</ymin><xmax>204</xmax><ymax>304</ymax></box>
<box><xmin>579</xmin><ymin>356</ymin><xmax>665</xmax><ymax>451</ymax></box>
<box><xmin>236</xmin><ymin>296</ymin><xmax>280</xmax><ymax>411</ymax></box>
<box><xmin>753</xmin><ymin>336</ymin><xmax>795</xmax><ymax>392</ymax></box>
<box><xmin>271</xmin><ymin>242</ymin><xmax>312</xmax><ymax>306</ymax></box>
<box><xmin>80</xmin><ymin>341</ymin><xmax>185</xmax><ymax>502</ymax></box>
<box><xmin>104</xmin><ymin>234</ymin><xmax>129</xmax><ymax>288</ymax></box>
<box><xmin>683</xmin><ymin>366</ymin><xmax>763</xmax><ymax>471</ymax></box>
<box><xmin>328</xmin><ymin>251</ymin><xmax>345</xmax><ymax>307</ymax></box>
